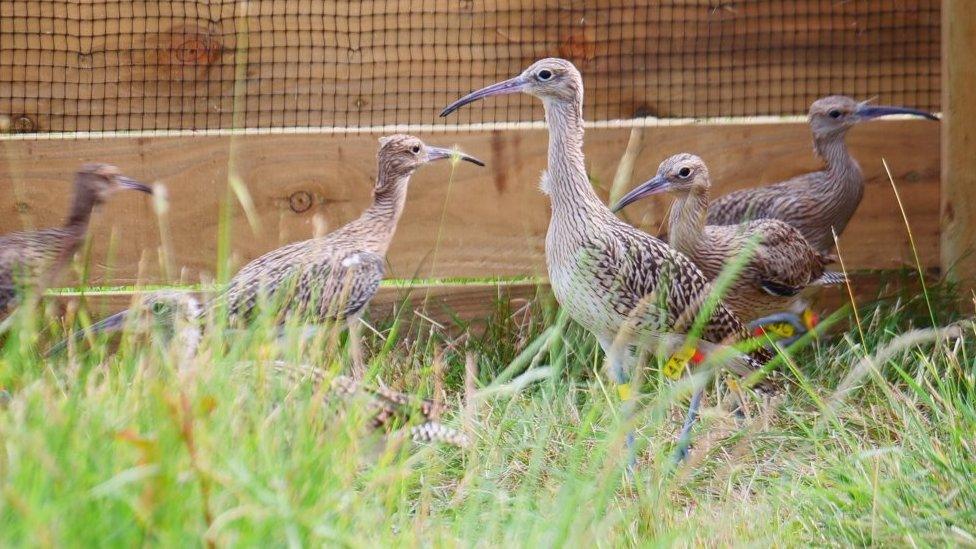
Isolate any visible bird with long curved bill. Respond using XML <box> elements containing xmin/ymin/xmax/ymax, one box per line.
<box><xmin>0</xmin><ymin>163</ymin><xmax>153</xmax><ymax>315</ymax></box>
<box><xmin>705</xmin><ymin>95</ymin><xmax>939</xmax><ymax>254</ymax></box>
<box><xmin>441</xmin><ymin>58</ymin><xmax>773</xmax><ymax>468</ymax></box>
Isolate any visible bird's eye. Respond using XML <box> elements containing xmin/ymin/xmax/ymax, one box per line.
<box><xmin>151</xmin><ymin>302</ymin><xmax>167</xmax><ymax>314</ymax></box>
<box><xmin>828</xmin><ymin>109</ymin><xmax>843</xmax><ymax>119</ymax></box>
<box><xmin>411</xmin><ymin>145</ymin><xmax>421</xmax><ymax>154</ymax></box>
<box><xmin>677</xmin><ymin>167</ymin><xmax>692</xmax><ymax>179</ymax></box>
<box><xmin>537</xmin><ymin>69</ymin><xmax>553</xmax><ymax>81</ymax></box>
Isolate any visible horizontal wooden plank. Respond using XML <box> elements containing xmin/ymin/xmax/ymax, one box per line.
<box><xmin>0</xmin><ymin>0</ymin><xmax>940</xmax><ymax>132</ymax></box>
<box><xmin>51</xmin><ymin>282</ymin><xmax>545</xmax><ymax>335</ymax></box>
<box><xmin>49</xmin><ymin>271</ymin><xmax>928</xmax><ymax>337</ymax></box>
<box><xmin>0</xmin><ymin>121</ymin><xmax>941</xmax><ymax>285</ymax></box>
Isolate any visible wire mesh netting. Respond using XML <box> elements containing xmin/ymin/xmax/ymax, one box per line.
<box><xmin>0</xmin><ymin>1</ymin><xmax>940</xmax><ymax>133</ymax></box>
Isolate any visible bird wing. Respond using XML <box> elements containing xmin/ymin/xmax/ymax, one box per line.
<box><xmin>221</xmin><ymin>240</ymin><xmax>385</xmax><ymax>323</ymax></box>
<box><xmin>749</xmin><ymin>220</ymin><xmax>828</xmax><ymax>295</ymax></box>
<box><xmin>299</xmin><ymin>250</ymin><xmax>385</xmax><ymax>321</ymax></box>
<box><xmin>0</xmin><ymin>230</ymin><xmax>71</xmax><ymax>311</ymax></box>
<box><xmin>0</xmin><ymin>230</ymin><xmax>65</xmax><ymax>284</ymax></box>
<box><xmin>706</xmin><ymin>172</ymin><xmax>821</xmax><ymax>226</ymax></box>
<box><xmin>600</xmin><ymin>220</ymin><xmax>768</xmax><ymax>365</ymax></box>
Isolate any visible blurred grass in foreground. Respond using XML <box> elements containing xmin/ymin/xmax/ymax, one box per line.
<box><xmin>0</xmin><ymin>278</ymin><xmax>973</xmax><ymax>547</ymax></box>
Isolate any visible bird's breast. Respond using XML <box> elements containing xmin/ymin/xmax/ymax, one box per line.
<box><xmin>545</xmin><ymin>224</ymin><xmax>626</xmax><ymax>338</ymax></box>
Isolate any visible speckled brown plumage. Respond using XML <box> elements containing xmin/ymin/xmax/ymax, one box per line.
<box><xmin>706</xmin><ymin>96</ymin><xmax>938</xmax><ymax>253</ymax></box>
<box><xmin>614</xmin><ymin>153</ymin><xmax>844</xmax><ymax>321</ymax></box>
<box><xmin>441</xmin><ymin>58</ymin><xmax>771</xmax><ymax>384</ymax></box>
<box><xmin>217</xmin><ymin>135</ymin><xmax>481</xmax><ymax>325</ymax></box>
<box><xmin>0</xmin><ymin>164</ymin><xmax>152</xmax><ymax>313</ymax></box>
<box><xmin>276</xmin><ymin>362</ymin><xmax>470</xmax><ymax>447</ymax></box>
<box><xmin>212</xmin><ymin>135</ymin><xmax>482</xmax><ymax>377</ymax></box>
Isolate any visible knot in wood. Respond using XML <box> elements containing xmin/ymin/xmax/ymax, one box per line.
<box><xmin>288</xmin><ymin>190</ymin><xmax>314</xmax><ymax>214</ymax></box>
<box><xmin>12</xmin><ymin>115</ymin><xmax>34</xmax><ymax>133</ymax></box>
<box><xmin>172</xmin><ymin>31</ymin><xmax>222</xmax><ymax>66</ymax></box>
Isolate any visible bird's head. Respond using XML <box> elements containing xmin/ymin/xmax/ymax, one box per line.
<box><xmin>808</xmin><ymin>95</ymin><xmax>938</xmax><ymax>139</ymax></box>
<box><xmin>440</xmin><ymin>58</ymin><xmax>583</xmax><ymax>117</ymax></box>
<box><xmin>92</xmin><ymin>291</ymin><xmax>201</xmax><ymax>342</ymax></box>
<box><xmin>47</xmin><ymin>291</ymin><xmax>202</xmax><ymax>358</ymax></box>
<box><xmin>76</xmin><ymin>163</ymin><xmax>153</xmax><ymax>204</ymax></box>
<box><xmin>612</xmin><ymin>153</ymin><xmax>709</xmax><ymax>213</ymax></box>
<box><xmin>375</xmin><ymin>134</ymin><xmax>484</xmax><ymax>183</ymax></box>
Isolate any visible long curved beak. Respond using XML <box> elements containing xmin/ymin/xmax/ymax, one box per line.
<box><xmin>46</xmin><ymin>310</ymin><xmax>130</xmax><ymax>356</ymax></box>
<box><xmin>855</xmin><ymin>104</ymin><xmax>939</xmax><ymax>121</ymax></box>
<box><xmin>426</xmin><ymin>146</ymin><xmax>486</xmax><ymax>167</ymax></box>
<box><xmin>440</xmin><ymin>75</ymin><xmax>528</xmax><ymax>117</ymax></box>
<box><xmin>611</xmin><ymin>175</ymin><xmax>671</xmax><ymax>213</ymax></box>
<box><xmin>117</xmin><ymin>176</ymin><xmax>154</xmax><ymax>194</ymax></box>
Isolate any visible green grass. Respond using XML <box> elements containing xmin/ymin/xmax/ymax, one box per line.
<box><xmin>0</xmin><ymin>278</ymin><xmax>974</xmax><ymax>547</ymax></box>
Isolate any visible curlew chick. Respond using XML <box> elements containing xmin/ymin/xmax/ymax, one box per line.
<box><xmin>706</xmin><ymin>95</ymin><xmax>938</xmax><ymax>254</ymax></box>
<box><xmin>217</xmin><ymin>134</ymin><xmax>484</xmax><ymax>379</ymax></box>
<box><xmin>0</xmin><ymin>163</ymin><xmax>152</xmax><ymax>313</ymax></box>
<box><xmin>441</xmin><ymin>58</ymin><xmax>772</xmax><ymax>390</ymax></box>
<box><xmin>47</xmin><ymin>290</ymin><xmax>203</xmax><ymax>361</ymax></box>
<box><xmin>613</xmin><ymin>153</ymin><xmax>845</xmax><ymax>321</ymax></box>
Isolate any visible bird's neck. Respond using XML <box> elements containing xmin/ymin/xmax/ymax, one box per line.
<box><xmin>354</xmin><ymin>173</ymin><xmax>410</xmax><ymax>255</ymax></box>
<box><xmin>41</xmin><ymin>187</ymin><xmax>99</xmax><ymax>289</ymax></box>
<box><xmin>177</xmin><ymin>324</ymin><xmax>203</xmax><ymax>366</ymax></box>
<box><xmin>542</xmin><ymin>99</ymin><xmax>607</xmax><ymax>218</ymax></box>
<box><xmin>668</xmin><ymin>188</ymin><xmax>708</xmax><ymax>256</ymax></box>
<box><xmin>814</xmin><ymin>131</ymin><xmax>862</xmax><ymax>193</ymax></box>
<box><xmin>63</xmin><ymin>188</ymin><xmax>98</xmax><ymax>238</ymax></box>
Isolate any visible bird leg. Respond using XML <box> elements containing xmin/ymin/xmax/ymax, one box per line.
<box><xmin>747</xmin><ymin>310</ymin><xmax>812</xmax><ymax>347</ymax></box>
<box><xmin>600</xmin><ymin>335</ymin><xmax>640</xmax><ymax>474</ymax></box>
<box><xmin>347</xmin><ymin>318</ymin><xmax>366</xmax><ymax>380</ymax></box>
<box><xmin>672</xmin><ymin>386</ymin><xmax>704</xmax><ymax>464</ymax></box>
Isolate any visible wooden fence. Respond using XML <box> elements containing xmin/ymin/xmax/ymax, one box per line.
<box><xmin>1</xmin><ymin>1</ymin><xmax>939</xmax><ymax>131</ymax></box>
<box><xmin>0</xmin><ymin>121</ymin><xmax>940</xmax><ymax>286</ymax></box>
<box><xmin>1</xmin><ymin>0</ymin><xmax>968</xmax><ymax>322</ymax></box>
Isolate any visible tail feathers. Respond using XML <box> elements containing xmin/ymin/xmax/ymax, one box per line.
<box><xmin>410</xmin><ymin>421</ymin><xmax>471</xmax><ymax>448</ymax></box>
<box><xmin>814</xmin><ymin>270</ymin><xmax>847</xmax><ymax>286</ymax></box>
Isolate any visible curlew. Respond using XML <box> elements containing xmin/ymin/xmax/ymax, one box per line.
<box><xmin>613</xmin><ymin>153</ymin><xmax>846</xmax><ymax>322</ymax></box>
<box><xmin>0</xmin><ymin>163</ymin><xmax>152</xmax><ymax>314</ymax></box>
<box><xmin>215</xmin><ymin>135</ymin><xmax>483</xmax><ymax>379</ymax></box>
<box><xmin>441</xmin><ymin>58</ymin><xmax>773</xmax><ymax>462</ymax></box>
<box><xmin>706</xmin><ymin>96</ymin><xmax>938</xmax><ymax>254</ymax></box>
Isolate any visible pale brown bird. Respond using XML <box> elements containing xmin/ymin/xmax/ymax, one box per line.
<box><xmin>706</xmin><ymin>96</ymin><xmax>938</xmax><ymax>253</ymax></box>
<box><xmin>441</xmin><ymin>59</ymin><xmax>772</xmax><ymax>388</ymax></box>
<box><xmin>613</xmin><ymin>153</ymin><xmax>845</xmax><ymax>321</ymax></box>
<box><xmin>0</xmin><ymin>163</ymin><xmax>152</xmax><ymax>313</ymax></box>
<box><xmin>442</xmin><ymin>59</ymin><xmax>778</xmax><ymax>471</ymax></box>
<box><xmin>216</xmin><ymin>135</ymin><xmax>483</xmax><ymax>378</ymax></box>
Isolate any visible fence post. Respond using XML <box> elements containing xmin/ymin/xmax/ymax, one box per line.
<box><xmin>941</xmin><ymin>0</ymin><xmax>976</xmax><ymax>298</ymax></box>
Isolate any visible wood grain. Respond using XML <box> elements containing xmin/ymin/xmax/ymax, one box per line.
<box><xmin>0</xmin><ymin>120</ymin><xmax>940</xmax><ymax>287</ymax></box>
<box><xmin>940</xmin><ymin>0</ymin><xmax>976</xmax><ymax>292</ymax></box>
<box><xmin>0</xmin><ymin>0</ymin><xmax>940</xmax><ymax>132</ymax></box>
<box><xmin>50</xmin><ymin>272</ymin><xmax>927</xmax><ymax>337</ymax></box>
